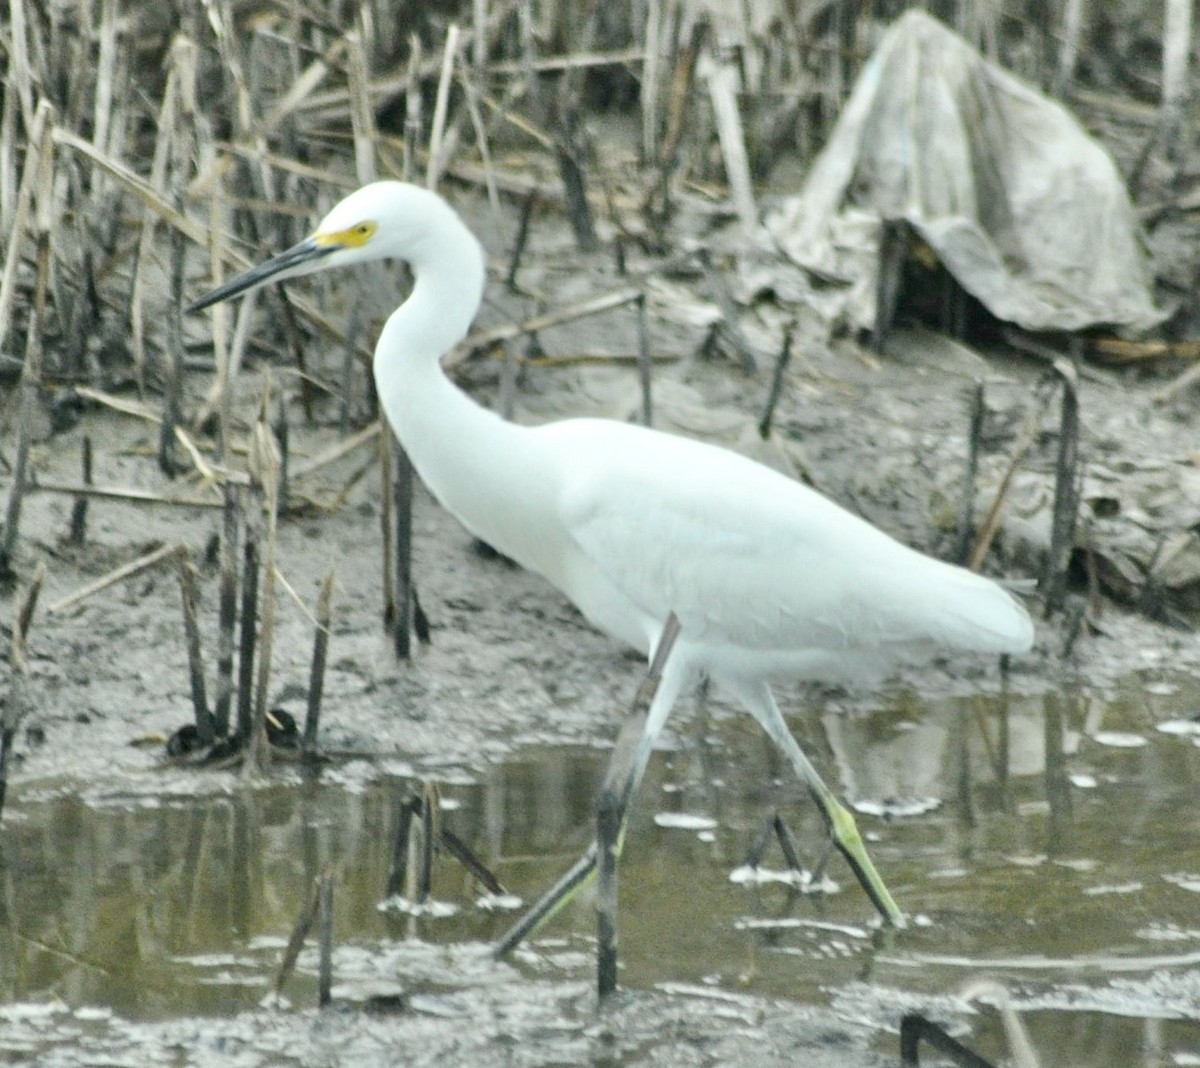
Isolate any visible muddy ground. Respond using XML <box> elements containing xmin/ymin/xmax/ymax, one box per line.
<box><xmin>3</xmin><ymin>139</ymin><xmax>1200</xmax><ymax>1064</ymax></box>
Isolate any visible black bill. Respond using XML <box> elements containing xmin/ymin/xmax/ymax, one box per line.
<box><xmin>186</xmin><ymin>236</ymin><xmax>337</xmax><ymax>313</ymax></box>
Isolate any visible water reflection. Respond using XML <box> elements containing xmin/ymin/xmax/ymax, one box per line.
<box><xmin>1</xmin><ymin>679</ymin><xmax>1200</xmax><ymax>1066</ymax></box>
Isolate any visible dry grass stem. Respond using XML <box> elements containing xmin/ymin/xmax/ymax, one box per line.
<box><xmin>48</xmin><ymin>543</ymin><xmax>184</xmax><ymax>615</ymax></box>
<box><xmin>427</xmin><ymin>24</ymin><xmax>463</xmax><ymax>191</ymax></box>
<box><xmin>702</xmin><ymin>49</ymin><xmax>757</xmax><ymax>240</ymax></box>
<box><xmin>30</xmin><ymin>481</ymin><xmax>225</xmax><ymax>510</ymax></box>
<box><xmin>0</xmin><ymin>100</ymin><xmax>53</xmax><ymax>357</ymax></box>
<box><xmin>246</xmin><ymin>385</ymin><xmax>283</xmax><ymax>772</ymax></box>
<box><xmin>451</xmin><ymin>287</ymin><xmax>642</xmax><ymax>367</ymax></box>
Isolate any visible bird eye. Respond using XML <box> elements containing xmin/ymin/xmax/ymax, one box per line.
<box><xmin>340</xmin><ymin>221</ymin><xmax>376</xmax><ymax>247</ymax></box>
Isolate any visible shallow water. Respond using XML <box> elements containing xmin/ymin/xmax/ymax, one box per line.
<box><xmin>3</xmin><ymin>676</ymin><xmax>1200</xmax><ymax>1065</ymax></box>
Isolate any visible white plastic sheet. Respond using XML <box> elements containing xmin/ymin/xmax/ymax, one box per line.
<box><xmin>769</xmin><ymin>10</ymin><xmax>1164</xmax><ymax>335</ymax></box>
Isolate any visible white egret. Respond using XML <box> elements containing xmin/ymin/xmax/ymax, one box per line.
<box><xmin>189</xmin><ymin>181</ymin><xmax>1034</xmax><ymax>926</ymax></box>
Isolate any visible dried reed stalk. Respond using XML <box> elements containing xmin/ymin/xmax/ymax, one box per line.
<box><xmin>0</xmin><ymin>563</ymin><xmax>45</xmax><ymax>818</ymax></box>
<box><xmin>0</xmin><ymin>102</ymin><xmax>56</xmax><ymax>577</ymax></box>
<box><xmin>450</xmin><ymin>287</ymin><xmax>642</xmax><ymax>368</ymax></box>
<box><xmin>48</xmin><ymin>543</ymin><xmax>183</xmax><ymax>615</ymax></box>
<box><xmin>702</xmin><ymin>48</ymin><xmax>757</xmax><ymax>240</ymax></box>
<box><xmin>427</xmin><ymin>24</ymin><xmax>463</xmax><ymax>191</ymax></box>
<box><xmin>245</xmin><ymin>384</ymin><xmax>283</xmax><ymax>772</ymax></box>
<box><xmin>0</xmin><ymin>100</ymin><xmax>53</xmax><ymax>358</ymax></box>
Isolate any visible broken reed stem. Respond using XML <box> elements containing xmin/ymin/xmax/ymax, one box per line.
<box><xmin>346</xmin><ymin>28</ymin><xmax>378</xmax><ymax>185</ymax></box>
<box><xmin>158</xmin><ymin>193</ymin><xmax>186</xmax><ymax>477</ymax></box>
<box><xmin>0</xmin><ymin>99</ymin><xmax>52</xmax><ymax>357</ymax></box>
<box><xmin>236</xmin><ymin>525</ymin><xmax>260</xmax><ymax>745</ymax></box>
<box><xmin>388</xmin><ymin>784</ymin><xmax>440</xmax><ymax>901</ymax></box>
<box><xmin>441</xmin><ymin>828</ymin><xmax>506</xmax><ymax>895</ymax></box>
<box><xmin>640</xmin><ymin>0</ymin><xmax>663</xmax><ymax>163</ymax></box>
<box><xmin>178</xmin><ymin>551</ymin><xmax>214</xmax><ymax>746</ymax></box>
<box><xmin>403</xmin><ymin>34</ymin><xmax>423</xmax><ymax>182</ymax></box>
<box><xmin>67</xmin><ymin>436</ymin><xmax>93</xmax><ymax>545</ymax></box>
<box><xmin>1042</xmin><ymin>359</ymin><xmax>1081</xmax><ymax>616</ymax></box>
<box><xmin>1055</xmin><ymin>0</ymin><xmax>1085</xmax><ymax>96</ymax></box>
<box><xmin>956</xmin><ymin>381</ymin><xmax>986</xmax><ymax>565</ymax></box>
<box><xmin>391</xmin><ymin>438</ymin><xmax>416</xmax><ymax>660</ymax></box>
<box><xmin>899</xmin><ymin>1014</ymin><xmax>997</xmax><ymax>1068</ymax></box>
<box><xmin>0</xmin><ymin>351</ymin><xmax>36</xmax><ymax>579</ymax></box>
<box><xmin>0</xmin><ymin>563</ymin><xmax>45</xmax><ymax>819</ymax></box>
<box><xmin>408</xmin><ymin>783</ymin><xmax>439</xmax><ymax>902</ymax></box>
<box><xmin>303</xmin><ymin>571</ymin><xmax>335</xmax><ymax>751</ymax></box>
<box><xmin>967</xmin><ymin>384</ymin><xmax>1055</xmax><ymax>573</ymax></box>
<box><xmin>427</xmin><ymin>24</ymin><xmax>461</xmax><ymax>190</ymax></box>
<box><xmin>387</xmin><ymin>794</ymin><xmax>414</xmax><ymax>897</ymax></box>
<box><xmin>1161</xmin><ymin>0</ymin><xmax>1192</xmax><ymax>158</ymax></box>
<box><xmin>505</xmin><ymin>188</ymin><xmax>537</xmax><ymax>291</ymax></box>
<box><xmin>378</xmin><ymin>417</ymin><xmax>397</xmax><ymax>629</ymax></box>
<box><xmin>317</xmin><ymin>870</ymin><xmax>334</xmax><ymax>1007</ymax></box>
<box><xmin>643</xmin><ymin>18</ymin><xmax>704</xmax><ymax>230</ymax></box>
<box><xmin>758</xmin><ymin>324</ymin><xmax>794</xmax><ymax>439</ymax></box>
<box><xmin>555</xmin><ymin>100</ymin><xmax>598</xmax><ymax>251</ymax></box>
<box><xmin>213</xmin><ymin>483</ymin><xmax>241</xmax><ymax>737</ymax></box>
<box><xmin>274</xmin><ymin>875</ymin><xmax>322</xmax><ymax>997</ymax></box>
<box><xmin>275</xmin><ymin>403</ymin><xmax>290</xmax><ymax>515</ymax></box>
<box><xmin>498</xmin><ymin>339</ymin><xmax>519</xmax><ymax>420</ymax></box>
<box><xmin>636</xmin><ymin>291</ymin><xmax>653</xmax><ymax>426</ymax></box>
<box><xmin>247</xmin><ymin>398</ymin><xmax>283</xmax><ymax>773</ymax></box>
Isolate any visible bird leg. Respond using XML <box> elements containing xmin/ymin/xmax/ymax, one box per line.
<box><xmin>494</xmin><ymin>615</ymin><xmax>685</xmax><ymax>990</ymax></box>
<box><xmin>727</xmin><ymin>677</ymin><xmax>905</xmax><ymax>927</ymax></box>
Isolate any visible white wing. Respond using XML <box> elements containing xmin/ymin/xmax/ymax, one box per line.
<box><xmin>541</xmin><ymin>419</ymin><xmax>1031</xmax><ymax>667</ymax></box>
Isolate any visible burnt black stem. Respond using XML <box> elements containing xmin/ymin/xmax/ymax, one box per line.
<box><xmin>636</xmin><ymin>292</ymin><xmax>652</xmax><ymax>427</ymax></box>
<box><xmin>555</xmin><ymin>101</ymin><xmax>598</xmax><ymax>252</ymax></box>
<box><xmin>758</xmin><ymin>324</ymin><xmax>794</xmax><ymax>439</ymax></box>
<box><xmin>440</xmin><ymin>828</ymin><xmax>505</xmax><ymax>895</ymax></box>
<box><xmin>873</xmin><ymin>218</ymin><xmax>909</xmax><ymax>353</ymax></box>
<box><xmin>213</xmin><ymin>484</ymin><xmax>240</xmax><ymax>738</ymax></box>
<box><xmin>414</xmin><ymin>781</ymin><xmax>438</xmax><ymax>903</ymax></box>
<box><xmin>505</xmin><ymin>188</ymin><xmax>538</xmax><ymax>291</ymax></box>
<box><xmin>67</xmin><ymin>435</ymin><xmax>92</xmax><ymax>545</ymax></box>
<box><xmin>900</xmin><ymin>1013</ymin><xmax>997</xmax><ymax>1068</ymax></box>
<box><xmin>391</xmin><ymin>440</ymin><xmax>415</xmax><ymax>659</ymax></box>
<box><xmin>317</xmin><ymin>870</ymin><xmax>334</xmax><ymax>1008</ymax></box>
<box><xmin>303</xmin><ymin>571</ymin><xmax>335</xmax><ymax>751</ymax></box>
<box><xmin>596</xmin><ymin>779</ymin><xmax>620</xmax><ymax>998</ymax></box>
<box><xmin>274</xmin><ymin>875</ymin><xmax>321</xmax><ymax>997</ymax></box>
<box><xmin>772</xmin><ymin>812</ymin><xmax>806</xmax><ymax>873</ymax></box>
<box><xmin>178</xmin><ymin>551</ymin><xmax>214</xmax><ymax>746</ymax></box>
<box><xmin>235</xmin><ymin>526</ymin><xmax>260</xmax><ymax>744</ymax></box>
<box><xmin>955</xmin><ymin>380</ymin><xmax>986</xmax><ymax>565</ymax></box>
<box><xmin>275</xmin><ymin>403</ymin><xmax>290</xmax><ymax>516</ymax></box>
<box><xmin>387</xmin><ymin>795</ymin><xmax>417</xmax><ymax>898</ymax></box>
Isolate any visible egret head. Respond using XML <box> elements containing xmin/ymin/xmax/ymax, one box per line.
<box><xmin>187</xmin><ymin>181</ymin><xmax>475</xmax><ymax>313</ymax></box>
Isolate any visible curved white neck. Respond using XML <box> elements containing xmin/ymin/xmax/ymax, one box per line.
<box><xmin>371</xmin><ymin>221</ymin><xmax>561</xmax><ymax>575</ymax></box>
